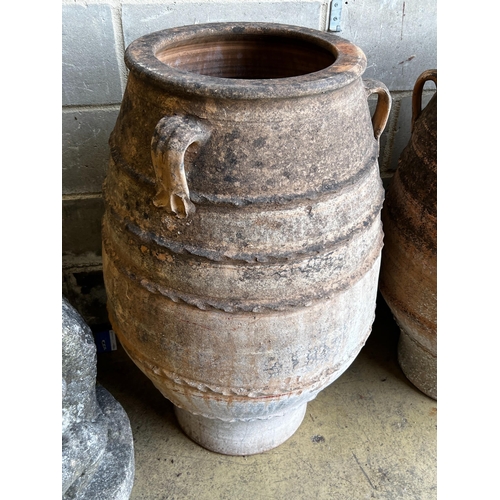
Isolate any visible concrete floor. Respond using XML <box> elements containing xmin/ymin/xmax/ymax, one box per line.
<box><xmin>96</xmin><ymin>295</ymin><xmax>437</xmax><ymax>500</ymax></box>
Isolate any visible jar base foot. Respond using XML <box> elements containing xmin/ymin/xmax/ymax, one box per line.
<box><xmin>398</xmin><ymin>327</ymin><xmax>437</xmax><ymax>400</ymax></box>
<box><xmin>174</xmin><ymin>403</ymin><xmax>307</xmax><ymax>456</ymax></box>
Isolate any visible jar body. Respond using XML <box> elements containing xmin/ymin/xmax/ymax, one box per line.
<box><xmin>102</xmin><ymin>23</ymin><xmax>391</xmax><ymax>454</ymax></box>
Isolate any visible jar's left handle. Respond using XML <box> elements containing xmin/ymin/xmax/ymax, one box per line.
<box><xmin>151</xmin><ymin>115</ymin><xmax>211</xmax><ymax>219</ymax></box>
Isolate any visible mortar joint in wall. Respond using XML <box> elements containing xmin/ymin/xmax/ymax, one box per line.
<box><xmin>62</xmin><ymin>103</ymin><xmax>121</xmax><ymax>113</ymax></box>
<box><xmin>63</xmin><ymin>193</ymin><xmax>103</xmax><ymax>201</ymax></box>
<box><xmin>379</xmin><ymin>98</ymin><xmax>401</xmax><ymax>175</ymax></box>
<box><xmin>63</xmin><ymin>262</ymin><xmax>103</xmax><ymax>273</ymax></box>
<box><xmin>109</xmin><ymin>2</ymin><xmax>128</xmax><ymax>95</ymax></box>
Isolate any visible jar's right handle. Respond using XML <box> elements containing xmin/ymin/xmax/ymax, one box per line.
<box><xmin>364</xmin><ymin>79</ymin><xmax>392</xmax><ymax>142</ymax></box>
<box><xmin>411</xmin><ymin>69</ymin><xmax>437</xmax><ymax>133</ymax></box>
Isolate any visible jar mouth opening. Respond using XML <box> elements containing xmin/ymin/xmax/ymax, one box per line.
<box><xmin>154</xmin><ymin>33</ymin><xmax>337</xmax><ymax>80</ymax></box>
<box><xmin>125</xmin><ymin>23</ymin><xmax>367</xmax><ymax>99</ymax></box>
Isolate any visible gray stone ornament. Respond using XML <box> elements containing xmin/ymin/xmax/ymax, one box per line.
<box><xmin>62</xmin><ymin>297</ymin><xmax>135</xmax><ymax>499</ymax></box>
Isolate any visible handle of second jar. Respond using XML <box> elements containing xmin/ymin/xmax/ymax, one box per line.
<box><xmin>151</xmin><ymin>115</ymin><xmax>211</xmax><ymax>219</ymax></box>
<box><xmin>364</xmin><ymin>79</ymin><xmax>392</xmax><ymax>142</ymax></box>
<box><xmin>411</xmin><ymin>69</ymin><xmax>437</xmax><ymax>133</ymax></box>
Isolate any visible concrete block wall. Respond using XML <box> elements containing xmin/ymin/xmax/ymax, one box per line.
<box><xmin>62</xmin><ymin>0</ymin><xmax>437</xmax><ymax>325</ymax></box>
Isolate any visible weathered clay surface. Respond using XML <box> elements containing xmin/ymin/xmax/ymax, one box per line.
<box><xmin>62</xmin><ymin>297</ymin><xmax>135</xmax><ymax>498</ymax></box>
<box><xmin>379</xmin><ymin>70</ymin><xmax>437</xmax><ymax>400</ymax></box>
<box><xmin>102</xmin><ymin>22</ymin><xmax>391</xmax><ymax>455</ymax></box>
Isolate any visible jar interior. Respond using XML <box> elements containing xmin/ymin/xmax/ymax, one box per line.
<box><xmin>155</xmin><ymin>34</ymin><xmax>336</xmax><ymax>79</ymax></box>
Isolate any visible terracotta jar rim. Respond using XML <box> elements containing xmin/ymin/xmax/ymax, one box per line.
<box><xmin>124</xmin><ymin>22</ymin><xmax>367</xmax><ymax>100</ymax></box>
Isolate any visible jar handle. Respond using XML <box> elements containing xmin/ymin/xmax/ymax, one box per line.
<box><xmin>151</xmin><ymin>115</ymin><xmax>210</xmax><ymax>219</ymax></box>
<box><xmin>411</xmin><ymin>69</ymin><xmax>437</xmax><ymax>133</ymax></box>
<box><xmin>364</xmin><ymin>79</ymin><xmax>392</xmax><ymax>141</ymax></box>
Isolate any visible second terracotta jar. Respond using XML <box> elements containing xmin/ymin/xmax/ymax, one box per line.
<box><xmin>379</xmin><ymin>70</ymin><xmax>437</xmax><ymax>400</ymax></box>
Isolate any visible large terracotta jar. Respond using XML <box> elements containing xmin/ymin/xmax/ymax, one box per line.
<box><xmin>379</xmin><ymin>70</ymin><xmax>437</xmax><ymax>399</ymax></box>
<box><xmin>102</xmin><ymin>22</ymin><xmax>392</xmax><ymax>455</ymax></box>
